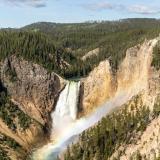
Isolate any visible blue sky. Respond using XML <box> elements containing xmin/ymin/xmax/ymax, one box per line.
<box><xmin>0</xmin><ymin>0</ymin><xmax>160</xmax><ymax>28</ymax></box>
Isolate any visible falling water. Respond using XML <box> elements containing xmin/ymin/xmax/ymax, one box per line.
<box><xmin>32</xmin><ymin>82</ymin><xmax>142</xmax><ymax>160</ymax></box>
<box><xmin>51</xmin><ymin>81</ymin><xmax>80</xmax><ymax>139</ymax></box>
<box><xmin>32</xmin><ymin>38</ymin><xmax>159</xmax><ymax>160</ymax></box>
<box><xmin>32</xmin><ymin>81</ymin><xmax>81</xmax><ymax>160</ymax></box>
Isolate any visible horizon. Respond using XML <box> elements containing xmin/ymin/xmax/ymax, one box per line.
<box><xmin>0</xmin><ymin>0</ymin><xmax>160</xmax><ymax>28</ymax></box>
<box><xmin>2</xmin><ymin>17</ymin><xmax>160</xmax><ymax>29</ymax></box>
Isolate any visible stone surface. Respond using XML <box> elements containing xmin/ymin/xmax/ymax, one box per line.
<box><xmin>1</xmin><ymin>55</ymin><xmax>66</xmax><ymax>125</ymax></box>
<box><xmin>81</xmin><ymin>38</ymin><xmax>159</xmax><ymax>116</ymax></box>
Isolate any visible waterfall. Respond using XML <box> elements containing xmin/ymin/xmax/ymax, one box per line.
<box><xmin>32</xmin><ymin>81</ymin><xmax>80</xmax><ymax>160</ymax></box>
<box><xmin>51</xmin><ymin>81</ymin><xmax>80</xmax><ymax>139</ymax></box>
<box><xmin>33</xmin><ymin>87</ymin><xmax>139</xmax><ymax>160</ymax></box>
<box><xmin>32</xmin><ymin>38</ymin><xmax>159</xmax><ymax>160</ymax></box>
<box><xmin>32</xmin><ymin>77</ymin><xmax>150</xmax><ymax>160</ymax></box>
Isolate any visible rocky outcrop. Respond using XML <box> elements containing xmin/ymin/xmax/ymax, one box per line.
<box><xmin>116</xmin><ymin>39</ymin><xmax>158</xmax><ymax>94</ymax></box>
<box><xmin>0</xmin><ymin>118</ymin><xmax>44</xmax><ymax>151</ymax></box>
<box><xmin>81</xmin><ymin>38</ymin><xmax>159</xmax><ymax>115</ymax></box>
<box><xmin>79</xmin><ymin>37</ymin><xmax>160</xmax><ymax>160</ymax></box>
<box><xmin>1</xmin><ymin>56</ymin><xmax>66</xmax><ymax>125</ymax></box>
<box><xmin>81</xmin><ymin>60</ymin><xmax>116</xmax><ymax>115</ymax></box>
<box><xmin>81</xmin><ymin>48</ymin><xmax>100</xmax><ymax>61</ymax></box>
<box><xmin>0</xmin><ymin>37</ymin><xmax>159</xmax><ymax>160</ymax></box>
<box><xmin>119</xmin><ymin>117</ymin><xmax>160</xmax><ymax>160</ymax></box>
<box><xmin>0</xmin><ymin>55</ymin><xmax>67</xmax><ymax>159</ymax></box>
<box><xmin>109</xmin><ymin>95</ymin><xmax>160</xmax><ymax>160</ymax></box>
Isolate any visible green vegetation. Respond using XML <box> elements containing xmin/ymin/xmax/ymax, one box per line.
<box><xmin>0</xmin><ymin>82</ymin><xmax>30</xmax><ymax>159</ymax></box>
<box><xmin>0</xmin><ymin>133</ymin><xmax>21</xmax><ymax>160</ymax></box>
<box><xmin>0</xmin><ymin>133</ymin><xmax>21</xmax><ymax>150</ymax></box>
<box><xmin>5</xmin><ymin>67</ymin><xmax>17</xmax><ymax>82</ymax></box>
<box><xmin>0</xmin><ymin>147</ymin><xmax>11</xmax><ymax>160</ymax></box>
<box><xmin>1</xmin><ymin>18</ymin><xmax>160</xmax><ymax>78</ymax></box>
<box><xmin>0</xmin><ymin>81</ymin><xmax>32</xmax><ymax>131</ymax></box>
<box><xmin>0</xmin><ymin>31</ymin><xmax>56</xmax><ymax>71</ymax></box>
<box><xmin>152</xmin><ymin>41</ymin><xmax>160</xmax><ymax>70</ymax></box>
<box><xmin>153</xmin><ymin>97</ymin><xmax>160</xmax><ymax>117</ymax></box>
<box><xmin>23</xmin><ymin>18</ymin><xmax>160</xmax><ymax>73</ymax></box>
<box><xmin>61</xmin><ymin>95</ymin><xmax>160</xmax><ymax>160</ymax></box>
<box><xmin>0</xmin><ymin>18</ymin><xmax>160</xmax><ymax>159</ymax></box>
<box><xmin>129</xmin><ymin>151</ymin><xmax>143</xmax><ymax>160</ymax></box>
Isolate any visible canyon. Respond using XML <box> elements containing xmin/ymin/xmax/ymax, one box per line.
<box><xmin>0</xmin><ymin>35</ymin><xmax>159</xmax><ymax>160</ymax></box>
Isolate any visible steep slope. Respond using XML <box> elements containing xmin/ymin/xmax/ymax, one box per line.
<box><xmin>109</xmin><ymin>95</ymin><xmax>160</xmax><ymax>160</ymax></box>
<box><xmin>0</xmin><ymin>26</ymin><xmax>160</xmax><ymax>160</ymax></box>
<box><xmin>32</xmin><ymin>37</ymin><xmax>160</xmax><ymax>160</ymax></box>
<box><xmin>81</xmin><ymin>38</ymin><xmax>158</xmax><ymax>115</ymax></box>
<box><xmin>81</xmin><ymin>48</ymin><xmax>100</xmax><ymax>61</ymax></box>
<box><xmin>0</xmin><ymin>81</ymin><xmax>44</xmax><ymax>160</ymax></box>
<box><xmin>0</xmin><ymin>56</ymin><xmax>66</xmax><ymax>160</ymax></box>
<box><xmin>81</xmin><ymin>60</ymin><xmax>115</xmax><ymax>115</ymax></box>
<box><xmin>61</xmin><ymin>38</ymin><xmax>160</xmax><ymax>160</ymax></box>
<box><xmin>1</xmin><ymin>55</ymin><xmax>66</xmax><ymax>125</ymax></box>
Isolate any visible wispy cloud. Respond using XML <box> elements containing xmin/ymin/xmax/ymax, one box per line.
<box><xmin>83</xmin><ymin>2</ymin><xmax>114</xmax><ymax>11</ymax></box>
<box><xmin>82</xmin><ymin>1</ymin><xmax>160</xmax><ymax>15</ymax></box>
<box><xmin>128</xmin><ymin>5</ymin><xmax>160</xmax><ymax>14</ymax></box>
<box><xmin>3</xmin><ymin>0</ymin><xmax>47</xmax><ymax>8</ymax></box>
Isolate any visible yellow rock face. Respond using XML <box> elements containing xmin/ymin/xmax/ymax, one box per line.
<box><xmin>81</xmin><ymin>60</ymin><xmax>116</xmax><ymax>115</ymax></box>
<box><xmin>81</xmin><ymin>38</ymin><xmax>159</xmax><ymax>116</ymax></box>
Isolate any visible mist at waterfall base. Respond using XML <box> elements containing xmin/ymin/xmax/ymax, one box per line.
<box><xmin>52</xmin><ymin>82</ymin><xmax>80</xmax><ymax>138</ymax></box>
<box><xmin>33</xmin><ymin>80</ymin><xmax>143</xmax><ymax>160</ymax></box>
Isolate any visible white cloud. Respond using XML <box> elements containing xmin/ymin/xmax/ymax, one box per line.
<box><xmin>3</xmin><ymin>0</ymin><xmax>47</xmax><ymax>8</ymax></box>
<box><xmin>83</xmin><ymin>2</ymin><xmax>114</xmax><ymax>11</ymax></box>
<box><xmin>83</xmin><ymin>1</ymin><xmax>160</xmax><ymax>15</ymax></box>
<box><xmin>127</xmin><ymin>5</ymin><xmax>160</xmax><ymax>14</ymax></box>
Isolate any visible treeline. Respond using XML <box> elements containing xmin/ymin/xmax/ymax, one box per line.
<box><xmin>23</xmin><ymin>18</ymin><xmax>160</xmax><ymax>52</ymax></box>
<box><xmin>0</xmin><ymin>31</ymin><xmax>56</xmax><ymax>70</ymax></box>
<box><xmin>152</xmin><ymin>41</ymin><xmax>160</xmax><ymax>70</ymax></box>
<box><xmin>23</xmin><ymin>18</ymin><xmax>160</xmax><ymax>53</ymax></box>
<box><xmin>0</xmin><ymin>31</ymin><xmax>84</xmax><ymax>78</ymax></box>
<box><xmin>1</xmin><ymin>19</ymin><xmax>160</xmax><ymax>79</ymax></box>
<box><xmin>60</xmin><ymin>96</ymin><xmax>160</xmax><ymax>160</ymax></box>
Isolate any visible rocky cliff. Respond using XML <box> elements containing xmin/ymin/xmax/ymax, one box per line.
<box><xmin>0</xmin><ymin>37</ymin><xmax>159</xmax><ymax>160</ymax></box>
<box><xmin>1</xmin><ymin>55</ymin><xmax>66</xmax><ymax>125</ymax></box>
<box><xmin>78</xmin><ymin>37</ymin><xmax>160</xmax><ymax>160</ymax></box>
<box><xmin>109</xmin><ymin>92</ymin><xmax>160</xmax><ymax>160</ymax></box>
<box><xmin>81</xmin><ymin>60</ymin><xmax>116</xmax><ymax>115</ymax></box>
<box><xmin>81</xmin><ymin>38</ymin><xmax>159</xmax><ymax>116</ymax></box>
<box><xmin>0</xmin><ymin>56</ymin><xmax>66</xmax><ymax>159</ymax></box>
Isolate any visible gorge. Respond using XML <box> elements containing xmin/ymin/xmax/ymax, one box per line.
<box><xmin>0</xmin><ymin>19</ymin><xmax>160</xmax><ymax>160</ymax></box>
<box><xmin>32</xmin><ymin>37</ymin><xmax>160</xmax><ymax>160</ymax></box>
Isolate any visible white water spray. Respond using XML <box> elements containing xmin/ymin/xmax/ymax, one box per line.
<box><xmin>32</xmin><ymin>38</ymin><xmax>159</xmax><ymax>160</ymax></box>
<box><xmin>51</xmin><ymin>81</ymin><xmax>80</xmax><ymax>139</ymax></box>
<box><xmin>33</xmin><ymin>82</ymin><xmax>143</xmax><ymax>160</ymax></box>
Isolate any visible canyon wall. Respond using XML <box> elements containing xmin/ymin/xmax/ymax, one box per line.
<box><xmin>0</xmin><ymin>56</ymin><xmax>66</xmax><ymax>159</ymax></box>
<box><xmin>1</xmin><ymin>55</ymin><xmax>66</xmax><ymax>125</ymax></box>
<box><xmin>81</xmin><ymin>38</ymin><xmax>159</xmax><ymax>115</ymax></box>
<box><xmin>0</xmin><ymin>37</ymin><xmax>159</xmax><ymax>160</ymax></box>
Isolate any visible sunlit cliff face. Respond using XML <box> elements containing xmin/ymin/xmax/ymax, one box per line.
<box><xmin>32</xmin><ymin>38</ymin><xmax>159</xmax><ymax>160</ymax></box>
